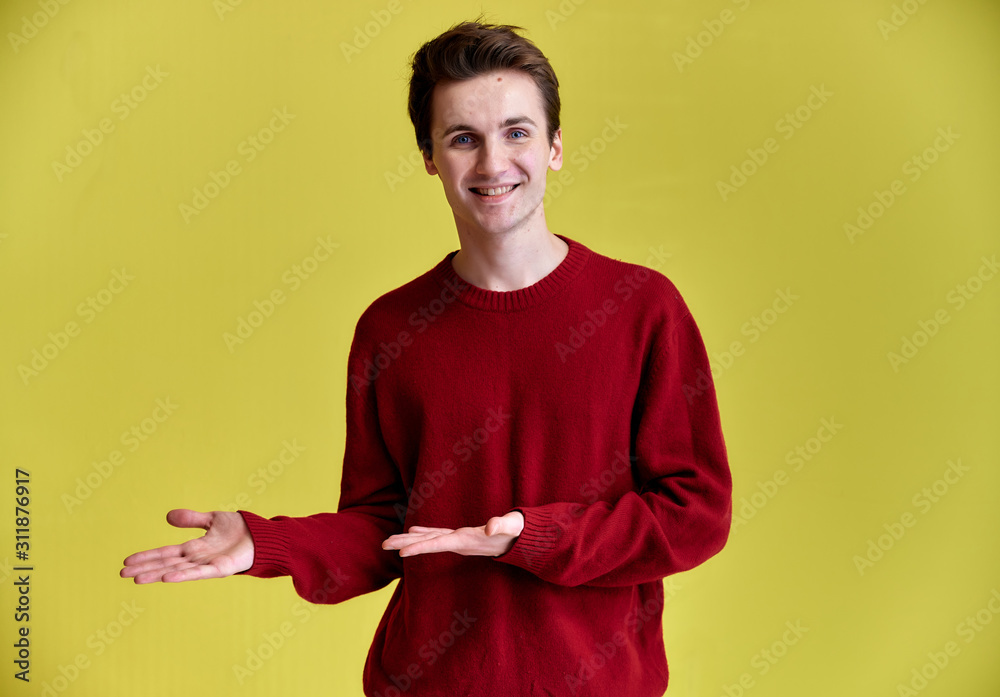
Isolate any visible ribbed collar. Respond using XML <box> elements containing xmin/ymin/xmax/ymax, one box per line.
<box><xmin>430</xmin><ymin>234</ymin><xmax>590</xmax><ymax>312</ymax></box>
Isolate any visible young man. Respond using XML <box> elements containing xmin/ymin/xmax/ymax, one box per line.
<box><xmin>121</xmin><ymin>20</ymin><xmax>732</xmax><ymax>696</ymax></box>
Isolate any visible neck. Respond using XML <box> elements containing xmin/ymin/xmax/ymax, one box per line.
<box><xmin>451</xmin><ymin>226</ymin><xmax>570</xmax><ymax>292</ymax></box>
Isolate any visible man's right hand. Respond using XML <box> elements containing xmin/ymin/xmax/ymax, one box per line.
<box><xmin>120</xmin><ymin>509</ymin><xmax>255</xmax><ymax>584</ymax></box>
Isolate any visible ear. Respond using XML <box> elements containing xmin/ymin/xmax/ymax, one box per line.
<box><xmin>423</xmin><ymin>149</ymin><xmax>438</xmax><ymax>176</ymax></box>
<box><xmin>548</xmin><ymin>128</ymin><xmax>563</xmax><ymax>172</ymax></box>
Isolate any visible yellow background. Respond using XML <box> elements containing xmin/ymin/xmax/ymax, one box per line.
<box><xmin>2</xmin><ymin>0</ymin><xmax>998</xmax><ymax>695</ymax></box>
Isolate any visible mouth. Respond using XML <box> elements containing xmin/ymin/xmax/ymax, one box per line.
<box><xmin>469</xmin><ymin>184</ymin><xmax>520</xmax><ymax>199</ymax></box>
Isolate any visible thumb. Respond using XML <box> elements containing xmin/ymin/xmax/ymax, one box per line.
<box><xmin>165</xmin><ymin>508</ymin><xmax>213</xmax><ymax>530</ymax></box>
<box><xmin>485</xmin><ymin>513</ymin><xmax>521</xmax><ymax>537</ymax></box>
<box><xmin>484</xmin><ymin>516</ymin><xmax>506</xmax><ymax>537</ymax></box>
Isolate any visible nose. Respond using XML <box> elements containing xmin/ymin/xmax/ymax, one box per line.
<box><xmin>476</xmin><ymin>137</ymin><xmax>509</xmax><ymax>178</ymax></box>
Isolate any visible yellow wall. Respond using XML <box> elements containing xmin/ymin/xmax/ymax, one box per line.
<box><xmin>1</xmin><ymin>0</ymin><xmax>998</xmax><ymax>695</ymax></box>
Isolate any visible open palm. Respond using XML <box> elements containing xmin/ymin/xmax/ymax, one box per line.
<box><xmin>120</xmin><ymin>509</ymin><xmax>254</xmax><ymax>584</ymax></box>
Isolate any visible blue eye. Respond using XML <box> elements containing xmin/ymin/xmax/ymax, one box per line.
<box><xmin>452</xmin><ymin>130</ymin><xmax>527</xmax><ymax>145</ymax></box>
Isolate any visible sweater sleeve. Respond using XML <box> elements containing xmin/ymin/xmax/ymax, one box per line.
<box><xmin>234</xmin><ymin>312</ymin><xmax>405</xmax><ymax>604</ymax></box>
<box><xmin>494</xmin><ymin>308</ymin><xmax>733</xmax><ymax>588</ymax></box>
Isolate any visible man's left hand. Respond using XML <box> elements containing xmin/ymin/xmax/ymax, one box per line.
<box><xmin>382</xmin><ymin>511</ymin><xmax>525</xmax><ymax>558</ymax></box>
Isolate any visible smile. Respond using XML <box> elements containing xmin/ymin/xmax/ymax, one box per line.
<box><xmin>470</xmin><ymin>184</ymin><xmax>519</xmax><ymax>198</ymax></box>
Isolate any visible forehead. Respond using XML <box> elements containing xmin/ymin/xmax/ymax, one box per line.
<box><xmin>430</xmin><ymin>69</ymin><xmax>544</xmax><ymax>130</ymax></box>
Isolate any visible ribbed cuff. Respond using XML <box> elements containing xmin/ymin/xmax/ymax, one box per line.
<box><xmin>494</xmin><ymin>506</ymin><xmax>561</xmax><ymax>575</ymax></box>
<box><xmin>237</xmin><ymin>510</ymin><xmax>293</xmax><ymax>578</ymax></box>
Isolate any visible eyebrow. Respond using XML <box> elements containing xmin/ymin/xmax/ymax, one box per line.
<box><xmin>441</xmin><ymin>116</ymin><xmax>538</xmax><ymax>138</ymax></box>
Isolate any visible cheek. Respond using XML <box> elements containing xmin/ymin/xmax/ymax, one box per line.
<box><xmin>433</xmin><ymin>164</ymin><xmax>460</xmax><ymax>190</ymax></box>
<box><xmin>439</xmin><ymin>157</ymin><xmax>471</xmax><ymax>183</ymax></box>
<box><xmin>521</xmin><ymin>150</ymin><xmax>549</xmax><ymax>174</ymax></box>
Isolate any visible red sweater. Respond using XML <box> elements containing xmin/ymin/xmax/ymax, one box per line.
<box><xmin>238</xmin><ymin>234</ymin><xmax>732</xmax><ymax>697</ymax></box>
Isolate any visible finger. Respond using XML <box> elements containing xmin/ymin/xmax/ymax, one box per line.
<box><xmin>382</xmin><ymin>531</ymin><xmax>446</xmax><ymax>550</ymax></box>
<box><xmin>122</xmin><ymin>544</ymin><xmax>187</xmax><ymax>567</ymax></box>
<box><xmin>121</xmin><ymin>512</ymin><xmax>215</xmax><ymax>566</ymax></box>
<box><xmin>133</xmin><ymin>555</ymin><xmax>232</xmax><ymax>584</ymax></box>
<box><xmin>121</xmin><ymin>556</ymin><xmax>186</xmax><ymax>578</ymax></box>
<box><xmin>406</xmin><ymin>526</ymin><xmax>452</xmax><ymax>533</ymax></box>
<box><xmin>386</xmin><ymin>528</ymin><xmax>455</xmax><ymax>542</ymax></box>
<box><xmin>398</xmin><ymin>532</ymin><xmax>466</xmax><ymax>557</ymax></box>
<box><xmin>131</xmin><ymin>560</ymin><xmax>200</xmax><ymax>584</ymax></box>
<box><xmin>397</xmin><ymin>542</ymin><xmax>432</xmax><ymax>557</ymax></box>
<box><xmin>384</xmin><ymin>534</ymin><xmax>447</xmax><ymax>552</ymax></box>
<box><xmin>162</xmin><ymin>563</ymin><xmax>229</xmax><ymax>583</ymax></box>
<box><xmin>166</xmin><ymin>508</ymin><xmax>214</xmax><ymax>529</ymax></box>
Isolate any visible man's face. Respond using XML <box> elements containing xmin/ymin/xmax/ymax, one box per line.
<box><xmin>423</xmin><ymin>69</ymin><xmax>562</xmax><ymax>239</ymax></box>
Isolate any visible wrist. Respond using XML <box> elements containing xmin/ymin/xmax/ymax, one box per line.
<box><xmin>512</xmin><ymin>510</ymin><xmax>525</xmax><ymax>536</ymax></box>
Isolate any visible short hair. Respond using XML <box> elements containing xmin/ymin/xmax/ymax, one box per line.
<box><xmin>407</xmin><ymin>18</ymin><xmax>561</xmax><ymax>161</ymax></box>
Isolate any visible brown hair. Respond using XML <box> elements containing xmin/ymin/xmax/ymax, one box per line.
<box><xmin>407</xmin><ymin>18</ymin><xmax>561</xmax><ymax>161</ymax></box>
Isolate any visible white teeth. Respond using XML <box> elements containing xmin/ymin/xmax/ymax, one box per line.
<box><xmin>474</xmin><ymin>185</ymin><xmax>516</xmax><ymax>196</ymax></box>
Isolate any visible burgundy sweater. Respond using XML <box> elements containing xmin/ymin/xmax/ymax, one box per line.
<box><xmin>238</xmin><ymin>234</ymin><xmax>732</xmax><ymax>697</ymax></box>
